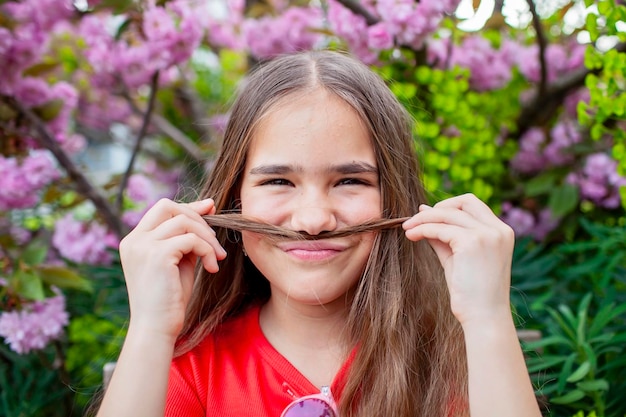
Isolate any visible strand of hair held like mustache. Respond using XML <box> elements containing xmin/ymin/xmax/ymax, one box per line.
<box><xmin>201</xmin><ymin>213</ymin><xmax>411</xmax><ymax>240</ymax></box>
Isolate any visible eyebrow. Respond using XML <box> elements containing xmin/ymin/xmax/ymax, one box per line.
<box><xmin>248</xmin><ymin>162</ymin><xmax>378</xmax><ymax>176</ymax></box>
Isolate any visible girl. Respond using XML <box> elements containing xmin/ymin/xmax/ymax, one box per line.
<box><xmin>97</xmin><ymin>50</ymin><xmax>541</xmax><ymax>417</ymax></box>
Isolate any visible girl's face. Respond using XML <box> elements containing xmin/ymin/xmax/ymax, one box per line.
<box><xmin>240</xmin><ymin>89</ymin><xmax>381</xmax><ymax>311</ymax></box>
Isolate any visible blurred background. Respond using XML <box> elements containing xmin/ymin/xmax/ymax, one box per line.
<box><xmin>0</xmin><ymin>0</ymin><xmax>624</xmax><ymax>415</ymax></box>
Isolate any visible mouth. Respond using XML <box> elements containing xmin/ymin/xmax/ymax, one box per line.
<box><xmin>277</xmin><ymin>241</ymin><xmax>347</xmax><ymax>261</ymax></box>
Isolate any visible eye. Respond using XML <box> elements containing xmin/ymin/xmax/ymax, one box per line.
<box><xmin>337</xmin><ymin>178</ymin><xmax>370</xmax><ymax>186</ymax></box>
<box><xmin>260</xmin><ymin>178</ymin><xmax>293</xmax><ymax>186</ymax></box>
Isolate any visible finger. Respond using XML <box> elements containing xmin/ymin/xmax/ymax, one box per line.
<box><xmin>164</xmin><ymin>233</ymin><xmax>222</xmax><ymax>273</ymax></box>
<box><xmin>402</xmin><ymin>204</ymin><xmax>483</xmax><ymax>230</ymax></box>
<box><xmin>404</xmin><ymin>222</ymin><xmax>461</xmax><ymax>244</ymax></box>
<box><xmin>152</xmin><ymin>214</ymin><xmax>227</xmax><ymax>259</ymax></box>
<box><xmin>185</xmin><ymin>198</ymin><xmax>216</xmax><ymax>215</ymax></box>
<box><xmin>431</xmin><ymin>193</ymin><xmax>503</xmax><ymax>227</ymax></box>
<box><xmin>134</xmin><ymin>198</ymin><xmax>215</xmax><ymax>232</ymax></box>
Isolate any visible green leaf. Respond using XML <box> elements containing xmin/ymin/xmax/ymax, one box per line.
<box><xmin>13</xmin><ymin>270</ymin><xmax>45</xmax><ymax>301</ymax></box>
<box><xmin>558</xmin><ymin>353</ymin><xmax>578</xmax><ymax>393</ymax></box>
<box><xmin>415</xmin><ymin>66</ymin><xmax>431</xmax><ymax>84</ymax></box>
<box><xmin>23</xmin><ymin>61</ymin><xmax>60</xmax><ymax>77</ymax></box>
<box><xmin>548</xmin><ymin>184</ymin><xmax>579</xmax><ymax>217</ymax></box>
<box><xmin>585</xmin><ymin>13</ymin><xmax>599</xmax><ymax>41</ymax></box>
<box><xmin>32</xmin><ymin>99</ymin><xmax>64</xmax><ymax>122</ymax></box>
<box><xmin>589</xmin><ymin>302</ymin><xmax>626</xmax><ymax>338</ymax></box>
<box><xmin>524</xmin><ymin>171</ymin><xmax>559</xmax><ymax>197</ymax></box>
<box><xmin>597</xmin><ymin>0</ymin><xmax>611</xmax><ymax>15</ymax></box>
<box><xmin>36</xmin><ymin>266</ymin><xmax>94</xmax><ymax>293</ymax></box>
<box><xmin>21</xmin><ymin>242</ymin><xmax>48</xmax><ymax>266</ymax></box>
<box><xmin>551</xmin><ymin>389</ymin><xmax>586</xmax><ymax>404</ymax></box>
<box><xmin>577</xmin><ymin>379</ymin><xmax>609</xmax><ymax>392</ymax></box>
<box><xmin>522</xmin><ymin>335</ymin><xmax>572</xmax><ymax>351</ymax></box>
<box><xmin>526</xmin><ymin>355</ymin><xmax>568</xmax><ymax>373</ymax></box>
<box><xmin>567</xmin><ymin>361</ymin><xmax>591</xmax><ymax>383</ymax></box>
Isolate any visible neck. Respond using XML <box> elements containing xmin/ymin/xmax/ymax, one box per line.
<box><xmin>259</xmin><ymin>295</ymin><xmax>353</xmax><ymax>387</ymax></box>
<box><xmin>261</xmin><ymin>295</ymin><xmax>351</xmax><ymax>350</ymax></box>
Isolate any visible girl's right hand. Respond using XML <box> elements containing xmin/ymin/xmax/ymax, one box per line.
<box><xmin>118</xmin><ymin>198</ymin><xmax>227</xmax><ymax>341</ymax></box>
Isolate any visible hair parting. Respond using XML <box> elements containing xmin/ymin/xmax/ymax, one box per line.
<box><xmin>202</xmin><ymin>214</ymin><xmax>411</xmax><ymax>241</ymax></box>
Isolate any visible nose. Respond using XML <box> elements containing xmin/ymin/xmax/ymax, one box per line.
<box><xmin>290</xmin><ymin>200</ymin><xmax>337</xmax><ymax>236</ymax></box>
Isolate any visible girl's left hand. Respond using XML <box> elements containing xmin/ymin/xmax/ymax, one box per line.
<box><xmin>402</xmin><ymin>193</ymin><xmax>515</xmax><ymax>326</ymax></box>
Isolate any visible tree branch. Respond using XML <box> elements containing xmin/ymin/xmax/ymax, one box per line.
<box><xmin>3</xmin><ymin>96</ymin><xmax>125</xmax><ymax>238</ymax></box>
<box><xmin>515</xmin><ymin>41</ymin><xmax>626</xmax><ymax>137</ymax></box>
<box><xmin>334</xmin><ymin>0</ymin><xmax>379</xmax><ymax>26</ymax></box>
<box><xmin>526</xmin><ymin>0</ymin><xmax>548</xmax><ymax>96</ymax></box>
<box><xmin>115</xmin><ymin>71</ymin><xmax>160</xmax><ymax>213</ymax></box>
<box><xmin>120</xmin><ymin>88</ymin><xmax>205</xmax><ymax>162</ymax></box>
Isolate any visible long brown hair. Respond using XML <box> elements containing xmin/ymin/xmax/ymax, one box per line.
<box><xmin>177</xmin><ymin>50</ymin><xmax>468</xmax><ymax>417</ymax></box>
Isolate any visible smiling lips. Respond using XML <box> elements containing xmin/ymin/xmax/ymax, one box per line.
<box><xmin>278</xmin><ymin>241</ymin><xmax>347</xmax><ymax>261</ymax></box>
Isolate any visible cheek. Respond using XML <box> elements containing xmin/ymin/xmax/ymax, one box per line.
<box><xmin>240</xmin><ymin>191</ymin><xmax>286</xmax><ymax>221</ymax></box>
<box><xmin>336</xmin><ymin>193</ymin><xmax>382</xmax><ymax>221</ymax></box>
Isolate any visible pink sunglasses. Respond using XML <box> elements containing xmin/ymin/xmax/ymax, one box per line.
<box><xmin>280</xmin><ymin>386</ymin><xmax>338</xmax><ymax>417</ymax></box>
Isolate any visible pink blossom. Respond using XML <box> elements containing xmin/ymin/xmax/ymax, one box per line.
<box><xmin>367</xmin><ymin>22</ymin><xmax>394</xmax><ymax>50</ymax></box>
<box><xmin>0</xmin><ymin>151</ymin><xmax>60</xmax><ymax>210</ymax></box>
<box><xmin>327</xmin><ymin>0</ymin><xmax>377</xmax><ymax>63</ymax></box>
<box><xmin>52</xmin><ymin>215</ymin><xmax>114</xmax><ymax>265</ymax></box>
<box><xmin>77</xmin><ymin>88</ymin><xmax>132</xmax><ymax>130</ymax></box>
<box><xmin>46</xmin><ymin>81</ymin><xmax>79</xmax><ymax>136</ymax></box>
<box><xmin>12</xmin><ymin>77</ymin><xmax>51</xmax><ymax>108</ymax></box>
<box><xmin>427</xmin><ymin>37</ymin><xmax>450</xmax><ymax>67</ymax></box>
<box><xmin>121</xmin><ymin>210</ymin><xmax>146</xmax><ymax>228</ymax></box>
<box><xmin>568</xmin><ymin>153</ymin><xmax>626</xmax><ymax>209</ymax></box>
<box><xmin>500</xmin><ymin>202</ymin><xmax>535</xmax><ymax>237</ymax></box>
<box><xmin>204</xmin><ymin>1</ymin><xmax>245</xmax><ymax>49</ymax></box>
<box><xmin>2</xmin><ymin>0</ymin><xmax>74</xmax><ymax>32</ymax></box>
<box><xmin>500</xmin><ymin>203</ymin><xmax>559</xmax><ymax>241</ymax></box>
<box><xmin>9</xmin><ymin>226</ymin><xmax>32</xmax><ymax>245</ymax></box>
<box><xmin>517</xmin><ymin>43</ymin><xmax>584</xmax><ymax>83</ymax></box>
<box><xmin>0</xmin><ymin>27</ymin><xmax>11</xmax><ymax>56</ymax></box>
<box><xmin>544</xmin><ymin>120</ymin><xmax>581</xmax><ymax>166</ymax></box>
<box><xmin>141</xmin><ymin>1</ymin><xmax>204</xmax><ymax>67</ymax></box>
<box><xmin>448</xmin><ymin>36</ymin><xmax>513</xmax><ymax>91</ymax></box>
<box><xmin>564</xmin><ymin>88</ymin><xmax>590</xmax><ymax>118</ymax></box>
<box><xmin>127</xmin><ymin>174</ymin><xmax>157</xmax><ymax>203</ymax></box>
<box><xmin>56</xmin><ymin>133</ymin><xmax>87</xmax><ymax>155</ymax></box>
<box><xmin>532</xmin><ymin>209</ymin><xmax>559</xmax><ymax>240</ymax></box>
<box><xmin>0</xmin><ymin>294</ymin><xmax>69</xmax><ymax>355</ymax></box>
<box><xmin>243</xmin><ymin>7</ymin><xmax>323</xmax><ymax>59</ymax></box>
<box><xmin>143</xmin><ymin>5</ymin><xmax>177</xmax><ymax>42</ymax></box>
<box><xmin>511</xmin><ymin>128</ymin><xmax>547</xmax><ymax>174</ymax></box>
<box><xmin>0</xmin><ymin>25</ymin><xmax>48</xmax><ymax>94</ymax></box>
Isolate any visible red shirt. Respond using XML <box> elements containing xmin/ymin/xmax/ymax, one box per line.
<box><xmin>165</xmin><ymin>305</ymin><xmax>353</xmax><ymax>416</ymax></box>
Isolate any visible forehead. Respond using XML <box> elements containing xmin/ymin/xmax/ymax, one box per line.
<box><xmin>246</xmin><ymin>89</ymin><xmax>375</xmax><ymax>165</ymax></box>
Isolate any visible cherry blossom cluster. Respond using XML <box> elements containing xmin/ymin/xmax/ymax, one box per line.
<box><xmin>510</xmin><ymin>120</ymin><xmax>583</xmax><ymax>175</ymax></box>
<box><xmin>327</xmin><ymin>0</ymin><xmax>461</xmax><ymax>64</ymax></box>
<box><xmin>51</xmin><ymin>214</ymin><xmax>118</xmax><ymax>265</ymax></box>
<box><xmin>500</xmin><ymin>202</ymin><xmax>559</xmax><ymax>241</ymax></box>
<box><xmin>0</xmin><ymin>290</ymin><xmax>69</xmax><ymax>354</ymax></box>
<box><xmin>122</xmin><ymin>164</ymin><xmax>182</xmax><ymax>228</ymax></box>
<box><xmin>0</xmin><ymin>150</ymin><xmax>60</xmax><ymax>210</ymax></box>
<box><xmin>567</xmin><ymin>153</ymin><xmax>626</xmax><ymax>209</ymax></box>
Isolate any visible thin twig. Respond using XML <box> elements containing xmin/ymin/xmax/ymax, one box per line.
<box><xmin>120</xmin><ymin>86</ymin><xmax>205</xmax><ymax>162</ymax></box>
<box><xmin>334</xmin><ymin>0</ymin><xmax>379</xmax><ymax>26</ymax></box>
<box><xmin>516</xmin><ymin>41</ymin><xmax>626</xmax><ymax>138</ymax></box>
<box><xmin>2</xmin><ymin>96</ymin><xmax>125</xmax><ymax>238</ymax></box>
<box><xmin>116</xmin><ymin>71</ymin><xmax>160</xmax><ymax>213</ymax></box>
<box><xmin>526</xmin><ymin>0</ymin><xmax>548</xmax><ymax>96</ymax></box>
